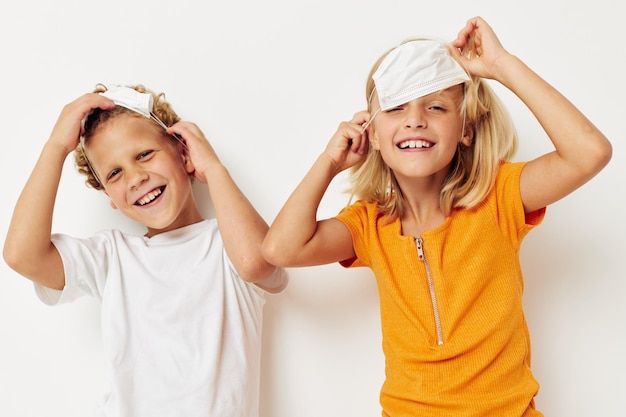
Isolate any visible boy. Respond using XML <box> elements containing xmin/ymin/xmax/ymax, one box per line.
<box><xmin>3</xmin><ymin>84</ymin><xmax>287</xmax><ymax>417</ymax></box>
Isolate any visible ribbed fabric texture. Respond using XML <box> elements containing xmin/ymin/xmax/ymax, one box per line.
<box><xmin>336</xmin><ymin>162</ymin><xmax>546</xmax><ymax>417</ymax></box>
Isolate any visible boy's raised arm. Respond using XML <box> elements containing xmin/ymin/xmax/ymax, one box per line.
<box><xmin>3</xmin><ymin>94</ymin><xmax>114</xmax><ymax>289</ymax></box>
<box><xmin>167</xmin><ymin>122</ymin><xmax>285</xmax><ymax>291</ymax></box>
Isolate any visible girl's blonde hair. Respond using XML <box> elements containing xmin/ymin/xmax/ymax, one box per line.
<box><xmin>74</xmin><ymin>84</ymin><xmax>181</xmax><ymax>190</ymax></box>
<box><xmin>347</xmin><ymin>40</ymin><xmax>518</xmax><ymax>220</ymax></box>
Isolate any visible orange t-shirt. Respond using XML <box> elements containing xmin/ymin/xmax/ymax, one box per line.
<box><xmin>335</xmin><ymin>162</ymin><xmax>546</xmax><ymax>417</ymax></box>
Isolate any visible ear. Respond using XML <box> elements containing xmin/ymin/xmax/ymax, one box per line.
<box><xmin>369</xmin><ymin>126</ymin><xmax>381</xmax><ymax>151</ymax></box>
<box><xmin>460</xmin><ymin>124</ymin><xmax>474</xmax><ymax>147</ymax></box>
<box><xmin>180</xmin><ymin>144</ymin><xmax>195</xmax><ymax>174</ymax></box>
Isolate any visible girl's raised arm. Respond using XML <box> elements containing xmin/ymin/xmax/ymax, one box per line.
<box><xmin>262</xmin><ymin>111</ymin><xmax>370</xmax><ymax>267</ymax></box>
<box><xmin>452</xmin><ymin>17</ymin><xmax>612</xmax><ymax>213</ymax></box>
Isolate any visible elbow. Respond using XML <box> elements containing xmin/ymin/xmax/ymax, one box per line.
<box><xmin>3</xmin><ymin>230</ymin><xmax>35</xmax><ymax>276</ymax></box>
<box><xmin>242</xmin><ymin>263</ymin><xmax>288</xmax><ymax>294</ymax></box>
<box><xmin>261</xmin><ymin>236</ymin><xmax>295</xmax><ymax>268</ymax></box>
<box><xmin>3</xmin><ymin>243</ymin><xmax>37</xmax><ymax>283</ymax></box>
<box><xmin>236</xmin><ymin>253</ymin><xmax>283</xmax><ymax>287</ymax></box>
<box><xmin>598</xmin><ymin>138</ymin><xmax>613</xmax><ymax>170</ymax></box>
<box><xmin>3</xmin><ymin>240</ymin><xmax>64</xmax><ymax>290</ymax></box>
<box><xmin>3</xmin><ymin>240</ymin><xmax>23</xmax><ymax>275</ymax></box>
<box><xmin>587</xmin><ymin>136</ymin><xmax>613</xmax><ymax>178</ymax></box>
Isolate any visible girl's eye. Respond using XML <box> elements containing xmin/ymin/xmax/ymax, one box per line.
<box><xmin>385</xmin><ymin>106</ymin><xmax>404</xmax><ymax>113</ymax></box>
<box><xmin>137</xmin><ymin>150</ymin><xmax>154</xmax><ymax>160</ymax></box>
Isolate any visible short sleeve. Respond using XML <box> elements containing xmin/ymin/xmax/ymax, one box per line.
<box><xmin>35</xmin><ymin>233</ymin><xmax>112</xmax><ymax>306</ymax></box>
<box><xmin>494</xmin><ymin>162</ymin><xmax>546</xmax><ymax>244</ymax></box>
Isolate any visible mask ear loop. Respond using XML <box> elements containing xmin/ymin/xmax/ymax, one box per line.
<box><xmin>79</xmin><ymin>134</ymin><xmax>104</xmax><ymax>187</ymax></box>
<box><xmin>461</xmin><ymin>82</ymin><xmax>467</xmax><ymax>143</ymax></box>
<box><xmin>361</xmin><ymin>88</ymin><xmax>382</xmax><ymax>133</ymax></box>
<box><xmin>149</xmin><ymin>112</ymin><xmax>188</xmax><ymax>149</ymax></box>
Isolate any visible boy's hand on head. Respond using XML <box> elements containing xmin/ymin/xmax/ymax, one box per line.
<box><xmin>324</xmin><ymin>110</ymin><xmax>370</xmax><ymax>173</ymax></box>
<box><xmin>451</xmin><ymin>16</ymin><xmax>511</xmax><ymax>81</ymax></box>
<box><xmin>50</xmin><ymin>93</ymin><xmax>115</xmax><ymax>154</ymax></box>
<box><xmin>167</xmin><ymin>121</ymin><xmax>220</xmax><ymax>184</ymax></box>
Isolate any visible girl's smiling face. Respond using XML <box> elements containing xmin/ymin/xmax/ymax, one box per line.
<box><xmin>87</xmin><ymin>114</ymin><xmax>201</xmax><ymax>237</ymax></box>
<box><xmin>369</xmin><ymin>84</ymin><xmax>471</xmax><ymax>183</ymax></box>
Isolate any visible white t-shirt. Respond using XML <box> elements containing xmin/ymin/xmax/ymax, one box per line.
<box><xmin>35</xmin><ymin>219</ymin><xmax>286</xmax><ymax>417</ymax></box>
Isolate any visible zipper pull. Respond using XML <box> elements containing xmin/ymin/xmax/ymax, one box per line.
<box><xmin>416</xmin><ymin>237</ymin><xmax>425</xmax><ymax>261</ymax></box>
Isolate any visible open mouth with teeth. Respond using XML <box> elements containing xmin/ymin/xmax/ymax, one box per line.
<box><xmin>135</xmin><ymin>186</ymin><xmax>165</xmax><ymax>206</ymax></box>
<box><xmin>398</xmin><ymin>139</ymin><xmax>433</xmax><ymax>149</ymax></box>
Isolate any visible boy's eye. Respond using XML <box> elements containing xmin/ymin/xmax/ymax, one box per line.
<box><xmin>106</xmin><ymin>168</ymin><xmax>121</xmax><ymax>181</ymax></box>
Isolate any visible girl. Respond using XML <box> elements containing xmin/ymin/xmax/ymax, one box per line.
<box><xmin>262</xmin><ymin>17</ymin><xmax>611</xmax><ymax>416</ymax></box>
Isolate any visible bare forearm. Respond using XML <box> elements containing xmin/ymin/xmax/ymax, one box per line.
<box><xmin>496</xmin><ymin>54</ymin><xmax>611</xmax><ymax>176</ymax></box>
<box><xmin>263</xmin><ymin>153</ymin><xmax>338</xmax><ymax>264</ymax></box>
<box><xmin>4</xmin><ymin>142</ymin><xmax>67</xmax><ymax>287</ymax></box>
<box><xmin>204</xmin><ymin>163</ymin><xmax>277</xmax><ymax>282</ymax></box>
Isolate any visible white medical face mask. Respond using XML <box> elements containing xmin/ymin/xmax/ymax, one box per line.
<box><xmin>80</xmin><ymin>85</ymin><xmax>184</xmax><ymax>186</ymax></box>
<box><xmin>95</xmin><ymin>84</ymin><xmax>175</xmax><ymax>130</ymax></box>
<box><xmin>364</xmin><ymin>39</ymin><xmax>470</xmax><ymax>132</ymax></box>
<box><xmin>101</xmin><ymin>85</ymin><xmax>153</xmax><ymax>117</ymax></box>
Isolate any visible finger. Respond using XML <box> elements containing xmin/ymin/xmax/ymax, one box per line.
<box><xmin>167</xmin><ymin>121</ymin><xmax>204</xmax><ymax>147</ymax></box>
<box><xmin>352</xmin><ymin>131</ymin><xmax>369</xmax><ymax>155</ymax></box>
<box><xmin>344</xmin><ymin>123</ymin><xmax>369</xmax><ymax>155</ymax></box>
<box><xmin>167</xmin><ymin>121</ymin><xmax>199</xmax><ymax>138</ymax></box>
<box><xmin>350</xmin><ymin>110</ymin><xmax>370</xmax><ymax>125</ymax></box>
<box><xmin>351</xmin><ymin>110</ymin><xmax>373</xmax><ymax>133</ymax></box>
<box><xmin>69</xmin><ymin>94</ymin><xmax>113</xmax><ymax>120</ymax></box>
<box><xmin>452</xmin><ymin>19</ymin><xmax>474</xmax><ymax>48</ymax></box>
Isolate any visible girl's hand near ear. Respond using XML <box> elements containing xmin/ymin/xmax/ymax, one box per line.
<box><xmin>262</xmin><ymin>112</ymin><xmax>368</xmax><ymax>268</ymax></box>
<box><xmin>324</xmin><ymin>110</ymin><xmax>370</xmax><ymax>174</ymax></box>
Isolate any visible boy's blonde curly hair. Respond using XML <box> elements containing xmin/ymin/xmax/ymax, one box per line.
<box><xmin>74</xmin><ymin>84</ymin><xmax>181</xmax><ymax>190</ymax></box>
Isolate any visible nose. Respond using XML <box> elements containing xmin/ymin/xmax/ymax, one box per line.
<box><xmin>127</xmin><ymin>166</ymin><xmax>149</xmax><ymax>190</ymax></box>
<box><xmin>405</xmin><ymin>104</ymin><xmax>426</xmax><ymax>128</ymax></box>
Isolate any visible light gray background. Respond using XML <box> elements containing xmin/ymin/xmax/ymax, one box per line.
<box><xmin>1</xmin><ymin>1</ymin><xmax>623</xmax><ymax>416</ymax></box>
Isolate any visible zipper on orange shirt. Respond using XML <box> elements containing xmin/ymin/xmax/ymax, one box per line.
<box><xmin>416</xmin><ymin>237</ymin><xmax>444</xmax><ymax>345</ymax></box>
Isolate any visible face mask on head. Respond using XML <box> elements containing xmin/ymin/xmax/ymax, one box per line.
<box><xmin>80</xmin><ymin>85</ymin><xmax>185</xmax><ymax>186</ymax></box>
<box><xmin>85</xmin><ymin>84</ymin><xmax>179</xmax><ymax>135</ymax></box>
<box><xmin>373</xmin><ymin>39</ymin><xmax>470</xmax><ymax>110</ymax></box>
<box><xmin>101</xmin><ymin>85</ymin><xmax>154</xmax><ymax>118</ymax></box>
<box><xmin>363</xmin><ymin>39</ymin><xmax>470</xmax><ymax>131</ymax></box>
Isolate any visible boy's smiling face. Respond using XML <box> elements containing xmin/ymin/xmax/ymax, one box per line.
<box><xmin>87</xmin><ymin>114</ymin><xmax>201</xmax><ymax>237</ymax></box>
